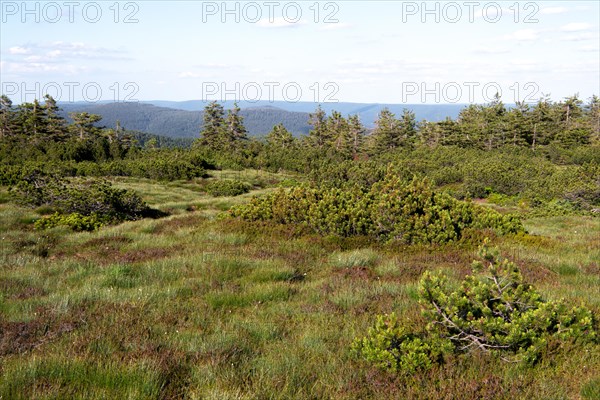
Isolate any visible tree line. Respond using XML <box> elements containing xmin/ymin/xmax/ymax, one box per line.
<box><xmin>198</xmin><ymin>94</ymin><xmax>599</xmax><ymax>159</ymax></box>
<box><xmin>1</xmin><ymin>92</ymin><xmax>598</xmax><ymax>173</ymax></box>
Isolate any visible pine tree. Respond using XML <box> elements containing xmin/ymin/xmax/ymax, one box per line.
<box><xmin>457</xmin><ymin>104</ymin><xmax>484</xmax><ymax>148</ymax></box>
<box><xmin>0</xmin><ymin>95</ymin><xmax>14</xmax><ymax>139</ymax></box>
<box><xmin>225</xmin><ymin>102</ymin><xmax>248</xmax><ymax>148</ymax></box>
<box><xmin>481</xmin><ymin>93</ymin><xmax>507</xmax><ymax>149</ymax></box>
<box><xmin>69</xmin><ymin>112</ymin><xmax>102</xmax><ymax>140</ymax></box>
<box><xmin>306</xmin><ymin>105</ymin><xmax>330</xmax><ymax>150</ymax></box>
<box><xmin>399</xmin><ymin>108</ymin><xmax>417</xmax><ymax>147</ymax></box>
<box><xmin>15</xmin><ymin>100</ymin><xmax>46</xmax><ymax>138</ymax></box>
<box><xmin>266</xmin><ymin>123</ymin><xmax>294</xmax><ymax>149</ymax></box>
<box><xmin>437</xmin><ymin>117</ymin><xmax>463</xmax><ymax>146</ymax></box>
<box><xmin>43</xmin><ymin>95</ymin><xmax>68</xmax><ymax>140</ymax></box>
<box><xmin>199</xmin><ymin>101</ymin><xmax>225</xmax><ymax>149</ymax></box>
<box><xmin>370</xmin><ymin>108</ymin><xmax>401</xmax><ymax>153</ymax></box>
<box><xmin>561</xmin><ymin>94</ymin><xmax>584</xmax><ymax>129</ymax></box>
<box><xmin>585</xmin><ymin>95</ymin><xmax>600</xmax><ymax>143</ymax></box>
<box><xmin>328</xmin><ymin>111</ymin><xmax>350</xmax><ymax>156</ymax></box>
<box><xmin>506</xmin><ymin>101</ymin><xmax>532</xmax><ymax>147</ymax></box>
<box><xmin>530</xmin><ymin>95</ymin><xmax>555</xmax><ymax>149</ymax></box>
<box><xmin>347</xmin><ymin>114</ymin><xmax>366</xmax><ymax>158</ymax></box>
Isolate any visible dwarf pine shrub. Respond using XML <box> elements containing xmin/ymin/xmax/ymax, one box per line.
<box><xmin>352</xmin><ymin>241</ymin><xmax>597</xmax><ymax>372</ymax></box>
<box><xmin>11</xmin><ymin>172</ymin><xmax>151</xmax><ymax>230</ymax></box>
<box><xmin>228</xmin><ymin>175</ymin><xmax>524</xmax><ymax>244</ymax></box>
<box><xmin>205</xmin><ymin>179</ymin><xmax>250</xmax><ymax>197</ymax></box>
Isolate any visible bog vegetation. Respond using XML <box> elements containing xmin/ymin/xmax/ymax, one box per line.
<box><xmin>0</xmin><ymin>92</ymin><xmax>599</xmax><ymax>399</ymax></box>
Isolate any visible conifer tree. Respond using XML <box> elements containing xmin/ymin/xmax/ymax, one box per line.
<box><xmin>0</xmin><ymin>95</ymin><xmax>14</xmax><ymax>139</ymax></box>
<box><xmin>199</xmin><ymin>101</ymin><xmax>225</xmax><ymax>149</ymax></box>
<box><xmin>399</xmin><ymin>108</ymin><xmax>417</xmax><ymax>147</ymax></box>
<box><xmin>506</xmin><ymin>101</ymin><xmax>532</xmax><ymax>147</ymax></box>
<box><xmin>43</xmin><ymin>95</ymin><xmax>68</xmax><ymax>140</ymax></box>
<box><xmin>306</xmin><ymin>105</ymin><xmax>330</xmax><ymax>150</ymax></box>
<box><xmin>585</xmin><ymin>95</ymin><xmax>600</xmax><ymax>143</ymax></box>
<box><xmin>15</xmin><ymin>100</ymin><xmax>46</xmax><ymax>138</ymax></box>
<box><xmin>225</xmin><ymin>102</ymin><xmax>248</xmax><ymax>147</ymax></box>
<box><xmin>69</xmin><ymin>112</ymin><xmax>102</xmax><ymax>140</ymax></box>
<box><xmin>370</xmin><ymin>108</ymin><xmax>401</xmax><ymax>153</ymax></box>
<box><xmin>347</xmin><ymin>114</ymin><xmax>366</xmax><ymax>157</ymax></box>
<box><xmin>266</xmin><ymin>123</ymin><xmax>294</xmax><ymax>149</ymax></box>
<box><xmin>328</xmin><ymin>111</ymin><xmax>350</xmax><ymax>156</ymax></box>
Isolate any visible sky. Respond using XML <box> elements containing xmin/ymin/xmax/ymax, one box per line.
<box><xmin>1</xmin><ymin>0</ymin><xmax>599</xmax><ymax>105</ymax></box>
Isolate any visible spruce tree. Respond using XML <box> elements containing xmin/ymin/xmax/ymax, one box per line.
<box><xmin>69</xmin><ymin>112</ymin><xmax>102</xmax><ymax>140</ymax></box>
<box><xmin>347</xmin><ymin>114</ymin><xmax>366</xmax><ymax>158</ymax></box>
<box><xmin>328</xmin><ymin>111</ymin><xmax>350</xmax><ymax>156</ymax></box>
<box><xmin>370</xmin><ymin>108</ymin><xmax>401</xmax><ymax>153</ymax></box>
<box><xmin>306</xmin><ymin>105</ymin><xmax>330</xmax><ymax>150</ymax></box>
<box><xmin>199</xmin><ymin>101</ymin><xmax>225</xmax><ymax>149</ymax></box>
<box><xmin>225</xmin><ymin>102</ymin><xmax>248</xmax><ymax>148</ymax></box>
<box><xmin>0</xmin><ymin>95</ymin><xmax>14</xmax><ymax>139</ymax></box>
<box><xmin>267</xmin><ymin>123</ymin><xmax>294</xmax><ymax>149</ymax></box>
<box><xmin>43</xmin><ymin>95</ymin><xmax>68</xmax><ymax>140</ymax></box>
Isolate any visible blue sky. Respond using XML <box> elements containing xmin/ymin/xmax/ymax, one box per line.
<box><xmin>1</xmin><ymin>1</ymin><xmax>599</xmax><ymax>104</ymax></box>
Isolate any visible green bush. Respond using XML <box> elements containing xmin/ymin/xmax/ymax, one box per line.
<box><xmin>205</xmin><ymin>179</ymin><xmax>250</xmax><ymax>197</ymax></box>
<box><xmin>350</xmin><ymin>313</ymin><xmax>451</xmax><ymax>374</ymax></box>
<box><xmin>11</xmin><ymin>173</ymin><xmax>151</xmax><ymax>224</ymax></box>
<box><xmin>229</xmin><ymin>175</ymin><xmax>524</xmax><ymax>244</ymax></box>
<box><xmin>352</xmin><ymin>242</ymin><xmax>597</xmax><ymax>373</ymax></box>
<box><xmin>35</xmin><ymin>212</ymin><xmax>105</xmax><ymax>231</ymax></box>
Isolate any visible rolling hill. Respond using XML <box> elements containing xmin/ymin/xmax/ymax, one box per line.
<box><xmin>59</xmin><ymin>103</ymin><xmax>312</xmax><ymax>138</ymax></box>
<box><xmin>58</xmin><ymin>101</ymin><xmax>468</xmax><ymax>139</ymax></box>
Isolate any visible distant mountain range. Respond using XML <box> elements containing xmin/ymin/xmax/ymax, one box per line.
<box><xmin>58</xmin><ymin>101</ymin><xmax>468</xmax><ymax>139</ymax></box>
<box><xmin>59</xmin><ymin>102</ymin><xmax>312</xmax><ymax>138</ymax></box>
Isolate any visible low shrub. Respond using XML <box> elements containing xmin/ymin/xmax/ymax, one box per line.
<box><xmin>11</xmin><ymin>173</ymin><xmax>154</xmax><ymax>229</ymax></box>
<box><xmin>350</xmin><ymin>313</ymin><xmax>451</xmax><ymax>374</ymax></box>
<box><xmin>352</xmin><ymin>241</ymin><xmax>597</xmax><ymax>373</ymax></box>
<box><xmin>205</xmin><ymin>180</ymin><xmax>250</xmax><ymax>197</ymax></box>
<box><xmin>229</xmin><ymin>175</ymin><xmax>524</xmax><ymax>244</ymax></box>
<box><xmin>35</xmin><ymin>212</ymin><xmax>105</xmax><ymax>231</ymax></box>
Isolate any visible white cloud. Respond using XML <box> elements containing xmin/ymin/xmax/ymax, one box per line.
<box><xmin>178</xmin><ymin>71</ymin><xmax>202</xmax><ymax>78</ymax></box>
<box><xmin>5</xmin><ymin>42</ymin><xmax>130</xmax><ymax>62</ymax></box>
<box><xmin>562</xmin><ymin>32</ymin><xmax>598</xmax><ymax>41</ymax></box>
<box><xmin>318</xmin><ymin>23</ymin><xmax>353</xmax><ymax>31</ymax></box>
<box><xmin>1</xmin><ymin>61</ymin><xmax>87</xmax><ymax>74</ymax></box>
<box><xmin>560</xmin><ymin>23</ymin><xmax>592</xmax><ymax>32</ymax></box>
<box><xmin>503</xmin><ymin>29</ymin><xmax>540</xmax><ymax>41</ymax></box>
<box><xmin>192</xmin><ymin>63</ymin><xmax>230</xmax><ymax>69</ymax></box>
<box><xmin>508</xmin><ymin>59</ymin><xmax>540</xmax><ymax>71</ymax></box>
<box><xmin>578</xmin><ymin>44</ymin><xmax>600</xmax><ymax>52</ymax></box>
<box><xmin>9</xmin><ymin>46</ymin><xmax>30</xmax><ymax>55</ymax></box>
<box><xmin>541</xmin><ymin>7</ymin><xmax>568</xmax><ymax>15</ymax></box>
<box><xmin>472</xmin><ymin>46</ymin><xmax>511</xmax><ymax>54</ymax></box>
<box><xmin>257</xmin><ymin>17</ymin><xmax>306</xmax><ymax>28</ymax></box>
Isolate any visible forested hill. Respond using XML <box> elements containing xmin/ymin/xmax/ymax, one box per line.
<box><xmin>58</xmin><ymin>102</ymin><xmax>312</xmax><ymax>138</ymax></box>
<box><xmin>147</xmin><ymin>101</ymin><xmax>466</xmax><ymax>125</ymax></box>
<box><xmin>57</xmin><ymin>101</ymin><xmax>467</xmax><ymax>139</ymax></box>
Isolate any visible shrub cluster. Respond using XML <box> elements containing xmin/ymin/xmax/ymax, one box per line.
<box><xmin>34</xmin><ymin>212</ymin><xmax>105</xmax><ymax>232</ymax></box>
<box><xmin>205</xmin><ymin>179</ymin><xmax>250</xmax><ymax>197</ymax></box>
<box><xmin>305</xmin><ymin>151</ymin><xmax>600</xmax><ymax>216</ymax></box>
<box><xmin>228</xmin><ymin>175</ymin><xmax>524</xmax><ymax>244</ymax></box>
<box><xmin>11</xmin><ymin>173</ymin><xmax>152</xmax><ymax>230</ymax></box>
<box><xmin>352</xmin><ymin>242</ymin><xmax>597</xmax><ymax>372</ymax></box>
<box><xmin>0</xmin><ymin>151</ymin><xmax>210</xmax><ymax>185</ymax></box>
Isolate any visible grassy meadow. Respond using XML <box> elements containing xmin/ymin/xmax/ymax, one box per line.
<box><xmin>1</xmin><ymin>171</ymin><xmax>599</xmax><ymax>399</ymax></box>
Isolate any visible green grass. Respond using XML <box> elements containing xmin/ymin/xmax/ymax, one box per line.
<box><xmin>1</xmin><ymin>179</ymin><xmax>599</xmax><ymax>399</ymax></box>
